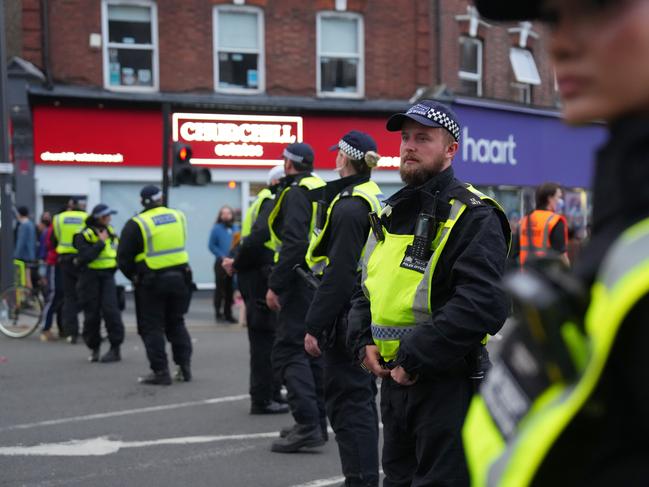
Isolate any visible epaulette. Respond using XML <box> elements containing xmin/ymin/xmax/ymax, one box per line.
<box><xmin>447</xmin><ymin>184</ymin><xmax>486</xmax><ymax>209</ymax></box>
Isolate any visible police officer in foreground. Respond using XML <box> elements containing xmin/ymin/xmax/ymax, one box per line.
<box><xmin>463</xmin><ymin>0</ymin><xmax>649</xmax><ymax>484</ymax></box>
<box><xmin>265</xmin><ymin>143</ymin><xmax>327</xmax><ymax>453</ymax></box>
<box><xmin>73</xmin><ymin>204</ymin><xmax>124</xmax><ymax>363</ymax></box>
<box><xmin>117</xmin><ymin>186</ymin><xmax>193</xmax><ymax>385</ymax></box>
<box><xmin>222</xmin><ymin>165</ymin><xmax>289</xmax><ymax>415</ymax></box>
<box><xmin>304</xmin><ymin>131</ymin><xmax>383</xmax><ymax>487</ymax></box>
<box><xmin>347</xmin><ymin>100</ymin><xmax>510</xmax><ymax>486</ymax></box>
<box><xmin>52</xmin><ymin>197</ymin><xmax>87</xmax><ymax>343</ymax></box>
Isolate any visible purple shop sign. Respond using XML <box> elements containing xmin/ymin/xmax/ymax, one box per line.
<box><xmin>451</xmin><ymin>100</ymin><xmax>608</xmax><ymax>189</ymax></box>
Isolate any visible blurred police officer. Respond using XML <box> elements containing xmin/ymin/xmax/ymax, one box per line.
<box><xmin>222</xmin><ymin>165</ymin><xmax>289</xmax><ymax>415</ymax></box>
<box><xmin>265</xmin><ymin>143</ymin><xmax>327</xmax><ymax>453</ymax></box>
<box><xmin>52</xmin><ymin>197</ymin><xmax>87</xmax><ymax>343</ymax></box>
<box><xmin>304</xmin><ymin>131</ymin><xmax>383</xmax><ymax>487</ymax></box>
<box><xmin>347</xmin><ymin>100</ymin><xmax>510</xmax><ymax>486</ymax></box>
<box><xmin>117</xmin><ymin>186</ymin><xmax>193</xmax><ymax>385</ymax></box>
<box><xmin>73</xmin><ymin>204</ymin><xmax>124</xmax><ymax>363</ymax></box>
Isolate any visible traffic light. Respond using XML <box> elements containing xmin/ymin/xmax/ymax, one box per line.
<box><xmin>172</xmin><ymin>142</ymin><xmax>212</xmax><ymax>186</ymax></box>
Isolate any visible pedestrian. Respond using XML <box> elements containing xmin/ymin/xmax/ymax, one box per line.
<box><xmin>117</xmin><ymin>185</ymin><xmax>193</xmax><ymax>385</ymax></box>
<box><xmin>347</xmin><ymin>100</ymin><xmax>511</xmax><ymax>486</ymax></box>
<box><xmin>209</xmin><ymin>205</ymin><xmax>238</xmax><ymax>324</ymax></box>
<box><xmin>36</xmin><ymin>212</ymin><xmax>52</xmax><ymax>289</ymax></box>
<box><xmin>52</xmin><ymin>197</ymin><xmax>87</xmax><ymax>343</ymax></box>
<box><xmin>464</xmin><ymin>0</ymin><xmax>649</xmax><ymax>484</ymax></box>
<box><xmin>265</xmin><ymin>143</ymin><xmax>328</xmax><ymax>453</ymax></box>
<box><xmin>222</xmin><ymin>165</ymin><xmax>289</xmax><ymax>415</ymax></box>
<box><xmin>14</xmin><ymin>206</ymin><xmax>36</xmax><ymax>289</ymax></box>
<box><xmin>40</xmin><ymin>220</ymin><xmax>64</xmax><ymax>342</ymax></box>
<box><xmin>73</xmin><ymin>204</ymin><xmax>124</xmax><ymax>363</ymax></box>
<box><xmin>304</xmin><ymin>130</ymin><xmax>384</xmax><ymax>487</ymax></box>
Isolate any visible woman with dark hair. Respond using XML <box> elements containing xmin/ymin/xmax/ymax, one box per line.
<box><xmin>208</xmin><ymin>205</ymin><xmax>238</xmax><ymax>323</ymax></box>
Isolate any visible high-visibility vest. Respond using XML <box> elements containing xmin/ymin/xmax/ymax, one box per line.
<box><xmin>463</xmin><ymin>216</ymin><xmax>649</xmax><ymax>486</ymax></box>
<box><xmin>132</xmin><ymin>206</ymin><xmax>189</xmax><ymax>270</ymax></box>
<box><xmin>53</xmin><ymin>210</ymin><xmax>88</xmax><ymax>255</ymax></box>
<box><xmin>305</xmin><ymin>180</ymin><xmax>383</xmax><ymax>275</ymax></box>
<box><xmin>81</xmin><ymin>226</ymin><xmax>118</xmax><ymax>270</ymax></box>
<box><xmin>241</xmin><ymin>187</ymin><xmax>275</xmax><ymax>251</ymax></box>
<box><xmin>268</xmin><ymin>174</ymin><xmax>326</xmax><ymax>262</ymax></box>
<box><xmin>361</xmin><ymin>184</ymin><xmax>509</xmax><ymax>361</ymax></box>
<box><xmin>519</xmin><ymin>210</ymin><xmax>567</xmax><ymax>266</ymax></box>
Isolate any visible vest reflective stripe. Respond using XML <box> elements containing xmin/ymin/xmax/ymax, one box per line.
<box><xmin>241</xmin><ymin>188</ymin><xmax>275</xmax><ymax>251</ymax></box>
<box><xmin>463</xmin><ymin>217</ymin><xmax>649</xmax><ymax>487</ymax></box>
<box><xmin>132</xmin><ymin>207</ymin><xmax>189</xmax><ymax>270</ymax></box>
<box><xmin>53</xmin><ymin>210</ymin><xmax>88</xmax><ymax>254</ymax></box>
<box><xmin>519</xmin><ymin>210</ymin><xmax>566</xmax><ymax>266</ymax></box>
<box><xmin>306</xmin><ymin>180</ymin><xmax>383</xmax><ymax>275</ymax></box>
<box><xmin>268</xmin><ymin>175</ymin><xmax>326</xmax><ymax>262</ymax></box>
<box><xmin>82</xmin><ymin>226</ymin><xmax>118</xmax><ymax>270</ymax></box>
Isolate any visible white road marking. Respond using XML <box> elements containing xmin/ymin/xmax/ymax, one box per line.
<box><xmin>0</xmin><ymin>432</ymin><xmax>279</xmax><ymax>456</ymax></box>
<box><xmin>0</xmin><ymin>394</ymin><xmax>249</xmax><ymax>432</ymax></box>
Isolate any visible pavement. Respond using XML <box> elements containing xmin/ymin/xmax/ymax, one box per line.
<box><xmin>0</xmin><ymin>291</ymin><xmax>376</xmax><ymax>487</ymax></box>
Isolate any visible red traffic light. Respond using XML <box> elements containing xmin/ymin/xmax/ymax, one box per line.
<box><xmin>179</xmin><ymin>147</ymin><xmax>189</xmax><ymax>161</ymax></box>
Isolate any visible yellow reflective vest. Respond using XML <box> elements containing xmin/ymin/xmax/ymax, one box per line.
<box><xmin>305</xmin><ymin>180</ymin><xmax>383</xmax><ymax>275</ymax></box>
<box><xmin>132</xmin><ymin>206</ymin><xmax>189</xmax><ymax>270</ymax></box>
<box><xmin>80</xmin><ymin>226</ymin><xmax>118</xmax><ymax>270</ymax></box>
<box><xmin>241</xmin><ymin>187</ymin><xmax>274</xmax><ymax>251</ymax></box>
<box><xmin>53</xmin><ymin>210</ymin><xmax>88</xmax><ymax>255</ymax></box>
<box><xmin>463</xmin><ymin>216</ymin><xmax>649</xmax><ymax>486</ymax></box>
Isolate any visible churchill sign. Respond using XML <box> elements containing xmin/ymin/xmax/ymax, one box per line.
<box><xmin>172</xmin><ymin>113</ymin><xmax>303</xmax><ymax>167</ymax></box>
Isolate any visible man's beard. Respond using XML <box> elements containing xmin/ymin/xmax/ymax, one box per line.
<box><xmin>399</xmin><ymin>156</ymin><xmax>446</xmax><ymax>186</ymax></box>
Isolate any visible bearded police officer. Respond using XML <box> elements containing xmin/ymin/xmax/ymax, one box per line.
<box><xmin>265</xmin><ymin>143</ymin><xmax>328</xmax><ymax>453</ymax></box>
<box><xmin>347</xmin><ymin>100</ymin><xmax>510</xmax><ymax>486</ymax></box>
<box><xmin>304</xmin><ymin>131</ymin><xmax>383</xmax><ymax>487</ymax></box>
<box><xmin>117</xmin><ymin>185</ymin><xmax>193</xmax><ymax>385</ymax></box>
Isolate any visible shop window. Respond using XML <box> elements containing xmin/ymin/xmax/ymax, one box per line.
<box><xmin>317</xmin><ymin>12</ymin><xmax>364</xmax><ymax>98</ymax></box>
<box><xmin>458</xmin><ymin>36</ymin><xmax>483</xmax><ymax>97</ymax></box>
<box><xmin>102</xmin><ymin>1</ymin><xmax>158</xmax><ymax>91</ymax></box>
<box><xmin>509</xmin><ymin>47</ymin><xmax>540</xmax><ymax>104</ymax></box>
<box><xmin>213</xmin><ymin>6</ymin><xmax>264</xmax><ymax>93</ymax></box>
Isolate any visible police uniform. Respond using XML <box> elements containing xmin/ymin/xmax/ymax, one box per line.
<box><xmin>267</xmin><ymin>143</ymin><xmax>328</xmax><ymax>453</ymax></box>
<box><xmin>304</xmin><ymin>131</ymin><xmax>383</xmax><ymax>487</ymax></box>
<box><xmin>52</xmin><ymin>203</ymin><xmax>88</xmax><ymax>342</ymax></box>
<box><xmin>117</xmin><ymin>185</ymin><xmax>193</xmax><ymax>385</ymax></box>
<box><xmin>72</xmin><ymin>204</ymin><xmax>124</xmax><ymax>363</ymax></box>
<box><xmin>348</xmin><ymin>101</ymin><xmax>511</xmax><ymax>486</ymax></box>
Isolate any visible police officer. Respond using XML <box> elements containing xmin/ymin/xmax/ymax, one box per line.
<box><xmin>52</xmin><ymin>197</ymin><xmax>87</xmax><ymax>343</ymax></box>
<box><xmin>304</xmin><ymin>131</ymin><xmax>383</xmax><ymax>487</ymax></box>
<box><xmin>222</xmin><ymin>165</ymin><xmax>289</xmax><ymax>415</ymax></box>
<box><xmin>265</xmin><ymin>143</ymin><xmax>327</xmax><ymax>453</ymax></box>
<box><xmin>117</xmin><ymin>185</ymin><xmax>193</xmax><ymax>385</ymax></box>
<box><xmin>347</xmin><ymin>100</ymin><xmax>510</xmax><ymax>486</ymax></box>
<box><xmin>72</xmin><ymin>204</ymin><xmax>124</xmax><ymax>363</ymax></box>
<box><xmin>463</xmin><ymin>0</ymin><xmax>649</xmax><ymax>484</ymax></box>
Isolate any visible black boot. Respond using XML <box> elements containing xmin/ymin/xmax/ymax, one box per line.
<box><xmin>88</xmin><ymin>348</ymin><xmax>100</xmax><ymax>363</ymax></box>
<box><xmin>174</xmin><ymin>364</ymin><xmax>192</xmax><ymax>382</ymax></box>
<box><xmin>270</xmin><ymin>423</ymin><xmax>325</xmax><ymax>453</ymax></box>
<box><xmin>279</xmin><ymin>424</ymin><xmax>296</xmax><ymax>438</ymax></box>
<box><xmin>138</xmin><ymin>370</ymin><xmax>172</xmax><ymax>386</ymax></box>
<box><xmin>250</xmin><ymin>400</ymin><xmax>289</xmax><ymax>415</ymax></box>
<box><xmin>100</xmin><ymin>346</ymin><xmax>121</xmax><ymax>363</ymax></box>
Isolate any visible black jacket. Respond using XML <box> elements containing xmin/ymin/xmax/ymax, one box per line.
<box><xmin>234</xmin><ymin>197</ymin><xmax>275</xmax><ymax>271</ymax></box>
<box><xmin>347</xmin><ymin>166</ymin><xmax>510</xmax><ymax>377</ymax></box>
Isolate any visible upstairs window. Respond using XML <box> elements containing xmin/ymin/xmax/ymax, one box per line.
<box><xmin>458</xmin><ymin>36</ymin><xmax>483</xmax><ymax>97</ymax></box>
<box><xmin>213</xmin><ymin>7</ymin><xmax>264</xmax><ymax>93</ymax></box>
<box><xmin>317</xmin><ymin>12</ymin><xmax>364</xmax><ymax>98</ymax></box>
<box><xmin>102</xmin><ymin>1</ymin><xmax>158</xmax><ymax>91</ymax></box>
<box><xmin>510</xmin><ymin>47</ymin><xmax>541</xmax><ymax>104</ymax></box>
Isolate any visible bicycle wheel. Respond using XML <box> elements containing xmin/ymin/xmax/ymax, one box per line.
<box><xmin>0</xmin><ymin>286</ymin><xmax>43</xmax><ymax>338</ymax></box>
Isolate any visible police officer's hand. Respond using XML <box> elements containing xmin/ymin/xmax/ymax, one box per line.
<box><xmin>98</xmin><ymin>229</ymin><xmax>109</xmax><ymax>241</ymax></box>
<box><xmin>391</xmin><ymin>366</ymin><xmax>418</xmax><ymax>386</ymax></box>
<box><xmin>304</xmin><ymin>333</ymin><xmax>321</xmax><ymax>357</ymax></box>
<box><xmin>221</xmin><ymin>257</ymin><xmax>235</xmax><ymax>276</ymax></box>
<box><xmin>362</xmin><ymin>345</ymin><xmax>390</xmax><ymax>378</ymax></box>
<box><xmin>266</xmin><ymin>289</ymin><xmax>281</xmax><ymax>311</ymax></box>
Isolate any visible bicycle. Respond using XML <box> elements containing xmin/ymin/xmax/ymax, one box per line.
<box><xmin>0</xmin><ymin>261</ymin><xmax>44</xmax><ymax>338</ymax></box>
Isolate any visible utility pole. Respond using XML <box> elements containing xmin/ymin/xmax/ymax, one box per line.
<box><xmin>161</xmin><ymin>102</ymin><xmax>170</xmax><ymax>206</ymax></box>
<box><xmin>0</xmin><ymin>0</ymin><xmax>15</xmax><ymax>291</ymax></box>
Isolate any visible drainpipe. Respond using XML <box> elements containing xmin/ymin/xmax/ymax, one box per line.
<box><xmin>41</xmin><ymin>0</ymin><xmax>53</xmax><ymax>89</ymax></box>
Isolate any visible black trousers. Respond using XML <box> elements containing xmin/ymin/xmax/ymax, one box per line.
<box><xmin>135</xmin><ymin>270</ymin><xmax>192</xmax><ymax>373</ymax></box>
<box><xmin>324</xmin><ymin>340</ymin><xmax>380</xmax><ymax>487</ymax></box>
<box><xmin>77</xmin><ymin>269</ymin><xmax>125</xmax><ymax>350</ymax></box>
<box><xmin>59</xmin><ymin>257</ymin><xmax>80</xmax><ymax>337</ymax></box>
<box><xmin>239</xmin><ymin>267</ymin><xmax>280</xmax><ymax>404</ymax></box>
<box><xmin>272</xmin><ymin>285</ymin><xmax>325</xmax><ymax>426</ymax></box>
<box><xmin>213</xmin><ymin>258</ymin><xmax>234</xmax><ymax>319</ymax></box>
<box><xmin>380</xmin><ymin>368</ymin><xmax>472</xmax><ymax>487</ymax></box>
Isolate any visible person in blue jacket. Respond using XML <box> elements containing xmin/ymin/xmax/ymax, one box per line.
<box><xmin>208</xmin><ymin>205</ymin><xmax>239</xmax><ymax>323</ymax></box>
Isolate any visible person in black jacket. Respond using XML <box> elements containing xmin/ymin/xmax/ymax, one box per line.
<box><xmin>347</xmin><ymin>100</ymin><xmax>510</xmax><ymax>486</ymax></box>
<box><xmin>72</xmin><ymin>204</ymin><xmax>124</xmax><ymax>363</ymax></box>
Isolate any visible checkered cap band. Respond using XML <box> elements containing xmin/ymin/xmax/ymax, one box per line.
<box><xmin>283</xmin><ymin>149</ymin><xmax>304</xmax><ymax>163</ymax></box>
<box><xmin>339</xmin><ymin>139</ymin><xmax>365</xmax><ymax>161</ymax></box>
<box><xmin>407</xmin><ymin>104</ymin><xmax>461</xmax><ymax>141</ymax></box>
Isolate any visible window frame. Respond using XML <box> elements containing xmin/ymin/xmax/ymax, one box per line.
<box><xmin>213</xmin><ymin>5</ymin><xmax>265</xmax><ymax>94</ymax></box>
<box><xmin>458</xmin><ymin>36</ymin><xmax>483</xmax><ymax>97</ymax></box>
<box><xmin>509</xmin><ymin>47</ymin><xmax>541</xmax><ymax>85</ymax></box>
<box><xmin>511</xmin><ymin>82</ymin><xmax>532</xmax><ymax>104</ymax></box>
<box><xmin>101</xmin><ymin>0</ymin><xmax>159</xmax><ymax>92</ymax></box>
<box><xmin>316</xmin><ymin>11</ymin><xmax>364</xmax><ymax>99</ymax></box>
